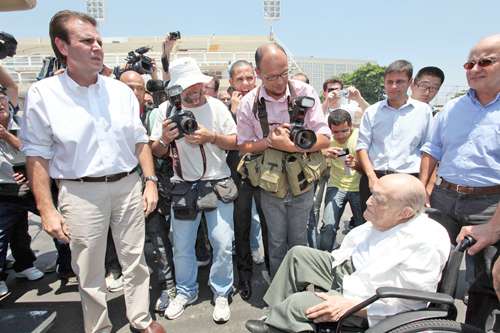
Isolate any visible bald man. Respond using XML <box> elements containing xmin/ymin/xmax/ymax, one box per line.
<box><xmin>421</xmin><ymin>34</ymin><xmax>500</xmax><ymax>330</ymax></box>
<box><xmin>236</xmin><ymin>43</ymin><xmax>331</xmax><ymax>277</ymax></box>
<box><xmin>245</xmin><ymin>174</ymin><xmax>450</xmax><ymax>333</ymax></box>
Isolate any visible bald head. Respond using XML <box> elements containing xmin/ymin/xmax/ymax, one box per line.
<box><xmin>255</xmin><ymin>42</ymin><xmax>287</xmax><ymax>70</ymax></box>
<box><xmin>383</xmin><ymin>174</ymin><xmax>426</xmax><ymax>215</ymax></box>
<box><xmin>466</xmin><ymin>34</ymin><xmax>500</xmax><ymax>98</ymax></box>
<box><xmin>120</xmin><ymin>70</ymin><xmax>146</xmax><ymax>105</ymax></box>
<box><xmin>470</xmin><ymin>34</ymin><xmax>500</xmax><ymax>56</ymax></box>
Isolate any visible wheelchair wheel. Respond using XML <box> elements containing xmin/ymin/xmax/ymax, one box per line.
<box><xmin>388</xmin><ymin>319</ymin><xmax>483</xmax><ymax>333</ymax></box>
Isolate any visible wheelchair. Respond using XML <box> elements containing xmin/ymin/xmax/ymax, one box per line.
<box><xmin>316</xmin><ymin>236</ymin><xmax>484</xmax><ymax>333</ymax></box>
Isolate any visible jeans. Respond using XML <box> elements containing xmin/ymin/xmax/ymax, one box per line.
<box><xmin>171</xmin><ymin>200</ymin><xmax>234</xmax><ymax>298</ymax></box>
<box><xmin>319</xmin><ymin>187</ymin><xmax>364</xmax><ymax>251</ymax></box>
<box><xmin>0</xmin><ymin>195</ymin><xmax>37</xmax><ymax>280</ymax></box>
<box><xmin>250</xmin><ymin>199</ymin><xmax>263</xmax><ymax>252</ymax></box>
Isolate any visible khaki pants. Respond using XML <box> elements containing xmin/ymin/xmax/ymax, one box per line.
<box><xmin>58</xmin><ymin>173</ymin><xmax>151</xmax><ymax>333</ymax></box>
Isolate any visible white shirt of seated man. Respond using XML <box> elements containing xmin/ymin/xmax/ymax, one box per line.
<box><xmin>306</xmin><ymin>174</ymin><xmax>450</xmax><ymax>326</ymax></box>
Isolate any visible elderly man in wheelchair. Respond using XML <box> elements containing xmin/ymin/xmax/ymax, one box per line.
<box><xmin>245</xmin><ymin>174</ymin><xmax>483</xmax><ymax>333</ymax></box>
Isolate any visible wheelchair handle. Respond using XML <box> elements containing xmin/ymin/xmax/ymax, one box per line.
<box><xmin>457</xmin><ymin>235</ymin><xmax>476</xmax><ymax>252</ymax></box>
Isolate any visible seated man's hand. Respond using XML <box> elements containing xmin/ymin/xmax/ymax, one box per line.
<box><xmin>305</xmin><ymin>292</ymin><xmax>359</xmax><ymax>323</ymax></box>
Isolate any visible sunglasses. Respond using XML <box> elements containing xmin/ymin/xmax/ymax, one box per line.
<box><xmin>463</xmin><ymin>57</ymin><xmax>497</xmax><ymax>70</ymax></box>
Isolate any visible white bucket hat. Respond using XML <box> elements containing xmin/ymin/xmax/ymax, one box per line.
<box><xmin>167</xmin><ymin>57</ymin><xmax>212</xmax><ymax>90</ymax></box>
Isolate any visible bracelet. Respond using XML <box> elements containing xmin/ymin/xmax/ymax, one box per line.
<box><xmin>158</xmin><ymin>138</ymin><xmax>169</xmax><ymax>149</ymax></box>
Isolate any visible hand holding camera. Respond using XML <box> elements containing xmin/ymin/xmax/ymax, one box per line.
<box><xmin>161</xmin><ymin>119</ymin><xmax>180</xmax><ymax>145</ymax></box>
<box><xmin>184</xmin><ymin>125</ymin><xmax>215</xmax><ymax>146</ymax></box>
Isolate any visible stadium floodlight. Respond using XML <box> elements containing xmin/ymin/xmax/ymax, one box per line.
<box><xmin>86</xmin><ymin>0</ymin><xmax>105</xmax><ymax>22</ymax></box>
<box><xmin>263</xmin><ymin>0</ymin><xmax>280</xmax><ymax>21</ymax></box>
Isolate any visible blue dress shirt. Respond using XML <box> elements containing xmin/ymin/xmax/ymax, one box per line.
<box><xmin>421</xmin><ymin>90</ymin><xmax>500</xmax><ymax>187</ymax></box>
<box><xmin>356</xmin><ymin>97</ymin><xmax>433</xmax><ymax>174</ymax></box>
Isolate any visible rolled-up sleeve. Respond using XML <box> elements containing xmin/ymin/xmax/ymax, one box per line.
<box><xmin>356</xmin><ymin>107</ymin><xmax>373</xmax><ymax>151</ymax></box>
<box><xmin>420</xmin><ymin>111</ymin><xmax>443</xmax><ymax>161</ymax></box>
<box><xmin>20</xmin><ymin>85</ymin><xmax>54</xmax><ymax>159</ymax></box>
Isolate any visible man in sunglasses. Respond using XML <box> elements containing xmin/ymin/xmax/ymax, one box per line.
<box><xmin>420</xmin><ymin>34</ymin><xmax>500</xmax><ymax>331</ymax></box>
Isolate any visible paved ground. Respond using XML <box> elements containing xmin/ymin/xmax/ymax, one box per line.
<box><xmin>0</xmin><ymin>210</ymin><xmax>467</xmax><ymax>333</ymax></box>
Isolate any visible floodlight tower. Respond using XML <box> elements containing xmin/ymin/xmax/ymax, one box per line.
<box><xmin>86</xmin><ymin>0</ymin><xmax>105</xmax><ymax>23</ymax></box>
<box><xmin>263</xmin><ymin>0</ymin><xmax>280</xmax><ymax>40</ymax></box>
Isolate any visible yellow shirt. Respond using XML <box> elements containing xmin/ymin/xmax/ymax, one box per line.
<box><xmin>327</xmin><ymin>128</ymin><xmax>361</xmax><ymax>192</ymax></box>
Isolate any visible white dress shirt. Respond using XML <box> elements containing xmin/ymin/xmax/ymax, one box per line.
<box><xmin>150</xmin><ymin>96</ymin><xmax>236</xmax><ymax>181</ymax></box>
<box><xmin>356</xmin><ymin>98</ymin><xmax>433</xmax><ymax>173</ymax></box>
<box><xmin>331</xmin><ymin>213</ymin><xmax>450</xmax><ymax>326</ymax></box>
<box><xmin>20</xmin><ymin>72</ymin><xmax>148</xmax><ymax>179</ymax></box>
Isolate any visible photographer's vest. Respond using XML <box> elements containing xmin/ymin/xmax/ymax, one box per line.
<box><xmin>237</xmin><ymin>82</ymin><xmax>326</xmax><ymax>198</ymax></box>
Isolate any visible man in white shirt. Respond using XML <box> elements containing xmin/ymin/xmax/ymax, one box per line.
<box><xmin>245</xmin><ymin>174</ymin><xmax>450</xmax><ymax>333</ymax></box>
<box><xmin>20</xmin><ymin>10</ymin><xmax>163</xmax><ymax>333</ymax></box>
<box><xmin>150</xmin><ymin>57</ymin><xmax>238</xmax><ymax>323</ymax></box>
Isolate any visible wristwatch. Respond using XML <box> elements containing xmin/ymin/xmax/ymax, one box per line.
<box><xmin>144</xmin><ymin>175</ymin><xmax>158</xmax><ymax>183</ymax></box>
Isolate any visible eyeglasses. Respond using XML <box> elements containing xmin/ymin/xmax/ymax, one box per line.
<box><xmin>263</xmin><ymin>69</ymin><xmax>289</xmax><ymax>81</ymax></box>
<box><xmin>416</xmin><ymin>83</ymin><xmax>440</xmax><ymax>93</ymax></box>
<box><xmin>463</xmin><ymin>57</ymin><xmax>497</xmax><ymax>70</ymax></box>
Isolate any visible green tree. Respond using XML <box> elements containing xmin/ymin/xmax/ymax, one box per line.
<box><xmin>340</xmin><ymin>63</ymin><xmax>386</xmax><ymax>104</ymax></box>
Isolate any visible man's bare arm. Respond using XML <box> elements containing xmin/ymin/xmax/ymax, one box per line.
<box><xmin>136</xmin><ymin>143</ymin><xmax>158</xmax><ymax>217</ymax></box>
<box><xmin>357</xmin><ymin>149</ymin><xmax>378</xmax><ymax>188</ymax></box>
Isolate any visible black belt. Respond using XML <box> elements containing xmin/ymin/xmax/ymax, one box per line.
<box><xmin>374</xmin><ymin>170</ymin><xmax>419</xmax><ymax>177</ymax></box>
<box><xmin>66</xmin><ymin>166</ymin><xmax>138</xmax><ymax>183</ymax></box>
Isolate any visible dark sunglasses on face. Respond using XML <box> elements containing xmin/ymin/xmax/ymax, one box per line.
<box><xmin>463</xmin><ymin>57</ymin><xmax>497</xmax><ymax>70</ymax></box>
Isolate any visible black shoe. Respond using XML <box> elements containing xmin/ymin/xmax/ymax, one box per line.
<box><xmin>245</xmin><ymin>320</ymin><xmax>270</xmax><ymax>333</ymax></box>
<box><xmin>239</xmin><ymin>279</ymin><xmax>252</xmax><ymax>301</ymax></box>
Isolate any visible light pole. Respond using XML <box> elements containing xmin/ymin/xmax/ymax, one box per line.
<box><xmin>263</xmin><ymin>0</ymin><xmax>281</xmax><ymax>41</ymax></box>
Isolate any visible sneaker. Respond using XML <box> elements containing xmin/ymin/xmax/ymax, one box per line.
<box><xmin>251</xmin><ymin>248</ymin><xmax>265</xmax><ymax>265</ymax></box>
<box><xmin>0</xmin><ymin>281</ymin><xmax>8</xmax><ymax>297</ymax></box>
<box><xmin>15</xmin><ymin>267</ymin><xmax>44</xmax><ymax>281</ymax></box>
<box><xmin>212</xmin><ymin>296</ymin><xmax>230</xmax><ymax>323</ymax></box>
<box><xmin>164</xmin><ymin>293</ymin><xmax>198</xmax><ymax>320</ymax></box>
<box><xmin>155</xmin><ymin>287</ymin><xmax>177</xmax><ymax>312</ymax></box>
<box><xmin>105</xmin><ymin>274</ymin><xmax>123</xmax><ymax>292</ymax></box>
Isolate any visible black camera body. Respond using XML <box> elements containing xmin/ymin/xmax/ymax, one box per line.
<box><xmin>166</xmin><ymin>85</ymin><xmax>198</xmax><ymax>139</ymax></box>
<box><xmin>126</xmin><ymin>46</ymin><xmax>153</xmax><ymax>74</ymax></box>
<box><xmin>288</xmin><ymin>96</ymin><xmax>317</xmax><ymax>150</ymax></box>
<box><xmin>168</xmin><ymin>31</ymin><xmax>181</xmax><ymax>40</ymax></box>
<box><xmin>0</xmin><ymin>32</ymin><xmax>17</xmax><ymax>60</ymax></box>
<box><xmin>146</xmin><ymin>79</ymin><xmax>168</xmax><ymax>107</ymax></box>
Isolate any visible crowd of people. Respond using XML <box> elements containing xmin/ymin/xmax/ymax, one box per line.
<box><xmin>0</xmin><ymin>9</ymin><xmax>499</xmax><ymax>333</ymax></box>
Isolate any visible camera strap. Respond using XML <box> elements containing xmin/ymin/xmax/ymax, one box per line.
<box><xmin>252</xmin><ymin>81</ymin><xmax>297</xmax><ymax>138</ymax></box>
<box><xmin>166</xmin><ymin>104</ymin><xmax>207</xmax><ymax>181</ymax></box>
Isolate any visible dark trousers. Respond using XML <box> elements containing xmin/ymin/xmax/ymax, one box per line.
<box><xmin>233</xmin><ymin>178</ymin><xmax>269</xmax><ymax>281</ymax></box>
<box><xmin>0</xmin><ymin>195</ymin><xmax>37</xmax><ymax>280</ymax></box>
<box><xmin>430</xmin><ymin>185</ymin><xmax>500</xmax><ymax>330</ymax></box>
<box><xmin>105</xmin><ymin>210</ymin><xmax>175</xmax><ymax>290</ymax></box>
<box><xmin>359</xmin><ymin>171</ymin><xmax>419</xmax><ymax>213</ymax></box>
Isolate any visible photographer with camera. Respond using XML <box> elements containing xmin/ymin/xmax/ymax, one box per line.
<box><xmin>151</xmin><ymin>57</ymin><xmax>238</xmax><ymax>323</ymax></box>
<box><xmin>236</xmin><ymin>43</ymin><xmax>331</xmax><ymax>278</ymax></box>
<box><xmin>0</xmin><ymin>86</ymin><xmax>45</xmax><ymax>297</ymax></box>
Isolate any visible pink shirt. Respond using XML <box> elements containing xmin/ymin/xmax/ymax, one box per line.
<box><xmin>236</xmin><ymin>79</ymin><xmax>331</xmax><ymax>144</ymax></box>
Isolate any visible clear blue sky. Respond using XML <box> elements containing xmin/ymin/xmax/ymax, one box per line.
<box><xmin>1</xmin><ymin>0</ymin><xmax>499</xmax><ymax>93</ymax></box>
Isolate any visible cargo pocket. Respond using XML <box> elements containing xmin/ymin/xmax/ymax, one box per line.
<box><xmin>259</xmin><ymin>149</ymin><xmax>287</xmax><ymax>198</ymax></box>
<box><xmin>285</xmin><ymin>153</ymin><xmax>312</xmax><ymax>196</ymax></box>
<box><xmin>301</xmin><ymin>151</ymin><xmax>327</xmax><ymax>183</ymax></box>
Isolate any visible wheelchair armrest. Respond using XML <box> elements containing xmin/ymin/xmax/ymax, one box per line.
<box><xmin>375</xmin><ymin>287</ymin><xmax>455</xmax><ymax>306</ymax></box>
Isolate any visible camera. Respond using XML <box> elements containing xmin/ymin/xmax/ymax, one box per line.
<box><xmin>126</xmin><ymin>46</ymin><xmax>153</xmax><ymax>74</ymax></box>
<box><xmin>328</xmin><ymin>89</ymin><xmax>348</xmax><ymax>99</ymax></box>
<box><xmin>146</xmin><ymin>79</ymin><xmax>168</xmax><ymax>107</ymax></box>
<box><xmin>166</xmin><ymin>85</ymin><xmax>198</xmax><ymax>138</ymax></box>
<box><xmin>289</xmin><ymin>96</ymin><xmax>317</xmax><ymax>150</ymax></box>
<box><xmin>168</xmin><ymin>31</ymin><xmax>181</xmax><ymax>40</ymax></box>
<box><xmin>0</xmin><ymin>32</ymin><xmax>17</xmax><ymax>60</ymax></box>
<box><xmin>37</xmin><ymin>56</ymin><xmax>65</xmax><ymax>80</ymax></box>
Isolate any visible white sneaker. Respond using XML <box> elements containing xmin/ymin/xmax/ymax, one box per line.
<box><xmin>105</xmin><ymin>274</ymin><xmax>123</xmax><ymax>292</ymax></box>
<box><xmin>155</xmin><ymin>287</ymin><xmax>177</xmax><ymax>312</ymax></box>
<box><xmin>251</xmin><ymin>248</ymin><xmax>265</xmax><ymax>265</ymax></box>
<box><xmin>0</xmin><ymin>281</ymin><xmax>8</xmax><ymax>297</ymax></box>
<box><xmin>164</xmin><ymin>293</ymin><xmax>198</xmax><ymax>320</ymax></box>
<box><xmin>212</xmin><ymin>296</ymin><xmax>230</xmax><ymax>323</ymax></box>
<box><xmin>15</xmin><ymin>267</ymin><xmax>44</xmax><ymax>281</ymax></box>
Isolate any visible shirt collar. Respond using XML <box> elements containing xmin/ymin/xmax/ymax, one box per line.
<box><xmin>259</xmin><ymin>84</ymin><xmax>291</xmax><ymax>103</ymax></box>
<box><xmin>381</xmin><ymin>96</ymin><xmax>415</xmax><ymax>110</ymax></box>
<box><xmin>467</xmin><ymin>89</ymin><xmax>500</xmax><ymax>107</ymax></box>
<box><xmin>62</xmin><ymin>70</ymin><xmax>103</xmax><ymax>93</ymax></box>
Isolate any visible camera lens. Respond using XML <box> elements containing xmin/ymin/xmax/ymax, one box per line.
<box><xmin>181</xmin><ymin>118</ymin><xmax>198</xmax><ymax>134</ymax></box>
<box><xmin>293</xmin><ymin>129</ymin><xmax>316</xmax><ymax>150</ymax></box>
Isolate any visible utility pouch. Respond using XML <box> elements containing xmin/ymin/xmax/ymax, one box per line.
<box><xmin>237</xmin><ymin>153</ymin><xmax>263</xmax><ymax>187</ymax></box>
<box><xmin>285</xmin><ymin>153</ymin><xmax>312</xmax><ymax>196</ymax></box>
<box><xmin>301</xmin><ymin>151</ymin><xmax>327</xmax><ymax>183</ymax></box>
<box><xmin>171</xmin><ymin>181</ymin><xmax>199</xmax><ymax>220</ymax></box>
<box><xmin>197</xmin><ymin>180</ymin><xmax>218</xmax><ymax>211</ymax></box>
<box><xmin>259</xmin><ymin>149</ymin><xmax>287</xmax><ymax>198</ymax></box>
<box><xmin>213</xmin><ymin>177</ymin><xmax>239</xmax><ymax>203</ymax></box>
